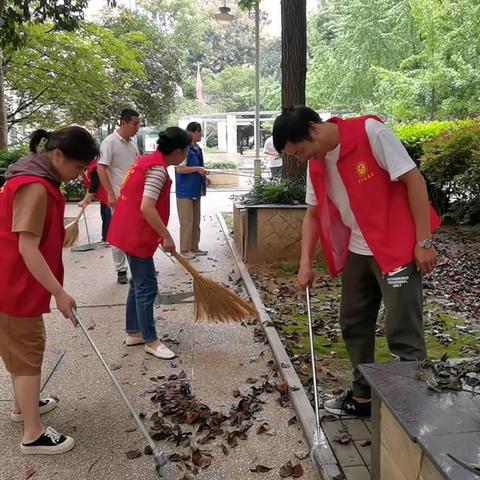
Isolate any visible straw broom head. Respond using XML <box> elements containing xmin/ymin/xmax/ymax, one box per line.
<box><xmin>63</xmin><ymin>207</ymin><xmax>85</xmax><ymax>247</ymax></box>
<box><xmin>171</xmin><ymin>252</ymin><xmax>257</xmax><ymax>323</ymax></box>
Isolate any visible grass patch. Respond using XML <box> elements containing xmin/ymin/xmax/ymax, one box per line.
<box><xmin>221</xmin><ymin>212</ymin><xmax>233</xmax><ymax>232</ymax></box>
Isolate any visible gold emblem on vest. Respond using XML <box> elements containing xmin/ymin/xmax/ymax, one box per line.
<box><xmin>356</xmin><ymin>161</ymin><xmax>374</xmax><ymax>183</ymax></box>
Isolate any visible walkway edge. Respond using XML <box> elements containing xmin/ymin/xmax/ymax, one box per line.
<box><xmin>217</xmin><ymin>212</ymin><xmax>342</xmax><ymax>480</ymax></box>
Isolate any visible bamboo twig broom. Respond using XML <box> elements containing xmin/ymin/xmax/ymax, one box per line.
<box><xmin>171</xmin><ymin>251</ymin><xmax>257</xmax><ymax>323</ymax></box>
<box><xmin>64</xmin><ymin>207</ymin><xmax>86</xmax><ymax>247</ymax></box>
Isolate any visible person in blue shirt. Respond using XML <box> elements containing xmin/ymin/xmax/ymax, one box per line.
<box><xmin>175</xmin><ymin>122</ymin><xmax>209</xmax><ymax>259</ymax></box>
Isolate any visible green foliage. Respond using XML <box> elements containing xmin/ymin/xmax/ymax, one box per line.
<box><xmin>60</xmin><ymin>178</ymin><xmax>86</xmax><ymax>202</ymax></box>
<box><xmin>241</xmin><ymin>177</ymin><xmax>306</xmax><ymax>205</ymax></box>
<box><xmin>0</xmin><ymin>144</ymin><xmax>28</xmax><ymax>168</ymax></box>
<box><xmin>204</xmin><ymin>161</ymin><xmax>238</xmax><ymax>170</ymax></box>
<box><xmin>395</xmin><ymin>120</ymin><xmax>477</xmax><ymax>162</ymax></box>
<box><xmin>420</xmin><ymin>123</ymin><xmax>480</xmax><ymax>223</ymax></box>
<box><xmin>307</xmin><ymin>0</ymin><xmax>480</xmax><ymax>122</ymax></box>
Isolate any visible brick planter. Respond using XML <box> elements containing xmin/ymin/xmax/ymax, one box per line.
<box><xmin>233</xmin><ymin>202</ymin><xmax>308</xmax><ymax>263</ymax></box>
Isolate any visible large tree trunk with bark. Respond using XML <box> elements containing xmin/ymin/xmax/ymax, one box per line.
<box><xmin>281</xmin><ymin>0</ymin><xmax>307</xmax><ymax>180</ymax></box>
<box><xmin>0</xmin><ymin>53</ymin><xmax>8</xmax><ymax>150</ymax></box>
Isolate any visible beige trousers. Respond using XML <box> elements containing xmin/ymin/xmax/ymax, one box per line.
<box><xmin>176</xmin><ymin>198</ymin><xmax>201</xmax><ymax>252</ymax></box>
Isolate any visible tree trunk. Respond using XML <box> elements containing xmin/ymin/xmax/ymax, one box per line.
<box><xmin>0</xmin><ymin>52</ymin><xmax>8</xmax><ymax>150</ymax></box>
<box><xmin>281</xmin><ymin>0</ymin><xmax>307</xmax><ymax>180</ymax></box>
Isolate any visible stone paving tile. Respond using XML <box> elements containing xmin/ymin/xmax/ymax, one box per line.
<box><xmin>343</xmin><ymin>465</ymin><xmax>371</xmax><ymax>480</ymax></box>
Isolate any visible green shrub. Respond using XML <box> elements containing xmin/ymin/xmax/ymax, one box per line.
<box><xmin>420</xmin><ymin>123</ymin><xmax>480</xmax><ymax>222</ymax></box>
<box><xmin>0</xmin><ymin>146</ymin><xmax>28</xmax><ymax>168</ymax></box>
<box><xmin>241</xmin><ymin>177</ymin><xmax>306</xmax><ymax>205</ymax></box>
<box><xmin>204</xmin><ymin>161</ymin><xmax>238</xmax><ymax>170</ymax></box>
<box><xmin>395</xmin><ymin>120</ymin><xmax>476</xmax><ymax>162</ymax></box>
<box><xmin>60</xmin><ymin>178</ymin><xmax>86</xmax><ymax>202</ymax></box>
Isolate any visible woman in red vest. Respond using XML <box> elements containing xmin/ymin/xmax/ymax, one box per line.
<box><xmin>108</xmin><ymin>127</ymin><xmax>190</xmax><ymax>360</ymax></box>
<box><xmin>79</xmin><ymin>160</ymin><xmax>111</xmax><ymax>242</ymax></box>
<box><xmin>273</xmin><ymin>107</ymin><xmax>440</xmax><ymax>418</ymax></box>
<box><xmin>0</xmin><ymin>127</ymin><xmax>99</xmax><ymax>454</ymax></box>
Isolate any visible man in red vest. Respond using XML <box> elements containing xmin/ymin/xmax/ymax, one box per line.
<box><xmin>272</xmin><ymin>107</ymin><xmax>440</xmax><ymax>418</ymax></box>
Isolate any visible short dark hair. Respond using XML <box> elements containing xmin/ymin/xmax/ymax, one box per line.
<box><xmin>272</xmin><ymin>107</ymin><xmax>322</xmax><ymax>153</ymax></box>
<box><xmin>46</xmin><ymin>126</ymin><xmax>99</xmax><ymax>164</ymax></box>
<box><xmin>157</xmin><ymin>127</ymin><xmax>190</xmax><ymax>154</ymax></box>
<box><xmin>186</xmin><ymin>121</ymin><xmax>201</xmax><ymax>133</ymax></box>
<box><xmin>29</xmin><ymin>129</ymin><xmax>50</xmax><ymax>153</ymax></box>
<box><xmin>120</xmin><ymin>108</ymin><xmax>139</xmax><ymax>124</ymax></box>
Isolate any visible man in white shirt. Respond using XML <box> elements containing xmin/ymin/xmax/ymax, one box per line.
<box><xmin>97</xmin><ymin>109</ymin><xmax>140</xmax><ymax>284</ymax></box>
<box><xmin>272</xmin><ymin>107</ymin><xmax>439</xmax><ymax>418</ymax></box>
<box><xmin>263</xmin><ymin>135</ymin><xmax>283</xmax><ymax>180</ymax></box>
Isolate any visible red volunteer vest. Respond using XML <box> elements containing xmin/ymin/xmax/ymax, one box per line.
<box><xmin>0</xmin><ymin>176</ymin><xmax>65</xmax><ymax>317</ymax></box>
<box><xmin>107</xmin><ymin>151</ymin><xmax>172</xmax><ymax>258</ymax></box>
<box><xmin>82</xmin><ymin>159</ymin><xmax>108</xmax><ymax>206</ymax></box>
<box><xmin>309</xmin><ymin>116</ymin><xmax>441</xmax><ymax>276</ymax></box>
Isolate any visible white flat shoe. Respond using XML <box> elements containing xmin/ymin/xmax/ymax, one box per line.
<box><xmin>145</xmin><ymin>344</ymin><xmax>176</xmax><ymax>360</ymax></box>
<box><xmin>11</xmin><ymin>397</ymin><xmax>58</xmax><ymax>423</ymax></box>
<box><xmin>126</xmin><ymin>336</ymin><xmax>145</xmax><ymax>346</ymax></box>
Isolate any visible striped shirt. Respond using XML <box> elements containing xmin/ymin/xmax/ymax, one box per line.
<box><xmin>143</xmin><ymin>166</ymin><xmax>168</xmax><ymax>201</ymax></box>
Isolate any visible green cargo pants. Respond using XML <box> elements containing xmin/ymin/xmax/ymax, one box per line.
<box><xmin>340</xmin><ymin>253</ymin><xmax>427</xmax><ymax>399</ymax></box>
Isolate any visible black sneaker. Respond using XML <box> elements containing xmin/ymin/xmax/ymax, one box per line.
<box><xmin>117</xmin><ymin>270</ymin><xmax>128</xmax><ymax>284</ymax></box>
<box><xmin>21</xmin><ymin>426</ymin><xmax>75</xmax><ymax>455</ymax></box>
<box><xmin>323</xmin><ymin>389</ymin><xmax>371</xmax><ymax>418</ymax></box>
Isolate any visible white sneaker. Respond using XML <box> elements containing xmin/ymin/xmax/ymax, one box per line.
<box><xmin>145</xmin><ymin>343</ymin><xmax>176</xmax><ymax>360</ymax></box>
<box><xmin>21</xmin><ymin>426</ymin><xmax>75</xmax><ymax>455</ymax></box>
<box><xmin>11</xmin><ymin>397</ymin><xmax>58</xmax><ymax>423</ymax></box>
<box><xmin>181</xmin><ymin>251</ymin><xmax>196</xmax><ymax>260</ymax></box>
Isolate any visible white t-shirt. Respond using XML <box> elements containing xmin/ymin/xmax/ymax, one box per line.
<box><xmin>305</xmin><ymin>118</ymin><xmax>416</xmax><ymax>256</ymax></box>
<box><xmin>98</xmin><ymin>131</ymin><xmax>139</xmax><ymax>196</ymax></box>
<box><xmin>263</xmin><ymin>136</ymin><xmax>283</xmax><ymax>168</ymax></box>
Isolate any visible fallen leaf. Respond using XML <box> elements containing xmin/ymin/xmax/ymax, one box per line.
<box><xmin>144</xmin><ymin>446</ymin><xmax>153</xmax><ymax>455</ymax></box>
<box><xmin>279</xmin><ymin>461</ymin><xmax>293</xmax><ymax>478</ymax></box>
<box><xmin>126</xmin><ymin>449</ymin><xmax>142</xmax><ymax>459</ymax></box>
<box><xmin>256</xmin><ymin>422</ymin><xmax>270</xmax><ymax>434</ymax></box>
<box><xmin>288</xmin><ymin>416</ymin><xmax>297</xmax><ymax>426</ymax></box>
<box><xmin>124</xmin><ymin>427</ymin><xmax>137</xmax><ymax>433</ymax></box>
<box><xmin>250</xmin><ymin>465</ymin><xmax>273</xmax><ymax>473</ymax></box>
<box><xmin>292</xmin><ymin>463</ymin><xmax>304</xmax><ymax>477</ymax></box>
<box><xmin>25</xmin><ymin>467</ymin><xmax>36</xmax><ymax>479</ymax></box>
<box><xmin>220</xmin><ymin>444</ymin><xmax>229</xmax><ymax>455</ymax></box>
<box><xmin>277</xmin><ymin>382</ymin><xmax>289</xmax><ymax>396</ymax></box>
<box><xmin>360</xmin><ymin>439</ymin><xmax>371</xmax><ymax>447</ymax></box>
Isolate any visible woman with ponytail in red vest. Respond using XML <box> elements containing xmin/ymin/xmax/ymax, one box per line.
<box><xmin>273</xmin><ymin>107</ymin><xmax>441</xmax><ymax>419</ymax></box>
<box><xmin>79</xmin><ymin>160</ymin><xmax>111</xmax><ymax>242</ymax></box>
<box><xmin>108</xmin><ymin>127</ymin><xmax>190</xmax><ymax>361</ymax></box>
<box><xmin>0</xmin><ymin>127</ymin><xmax>99</xmax><ymax>455</ymax></box>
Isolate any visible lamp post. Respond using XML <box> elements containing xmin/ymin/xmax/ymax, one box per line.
<box><xmin>215</xmin><ymin>1</ymin><xmax>261</xmax><ymax>178</ymax></box>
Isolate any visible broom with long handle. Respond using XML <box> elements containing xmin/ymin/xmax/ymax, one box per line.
<box><xmin>170</xmin><ymin>251</ymin><xmax>257</xmax><ymax>323</ymax></box>
<box><xmin>72</xmin><ymin>310</ymin><xmax>177</xmax><ymax>479</ymax></box>
<box><xmin>64</xmin><ymin>206</ymin><xmax>86</xmax><ymax>247</ymax></box>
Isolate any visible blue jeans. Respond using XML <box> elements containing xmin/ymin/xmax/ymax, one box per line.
<box><xmin>100</xmin><ymin>204</ymin><xmax>111</xmax><ymax>242</ymax></box>
<box><xmin>125</xmin><ymin>255</ymin><xmax>158</xmax><ymax>343</ymax></box>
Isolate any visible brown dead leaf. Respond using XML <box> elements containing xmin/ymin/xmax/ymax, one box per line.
<box><xmin>25</xmin><ymin>467</ymin><xmax>36</xmax><ymax>479</ymax></box>
<box><xmin>191</xmin><ymin>447</ymin><xmax>213</xmax><ymax>469</ymax></box>
<box><xmin>256</xmin><ymin>422</ymin><xmax>270</xmax><ymax>435</ymax></box>
<box><xmin>125</xmin><ymin>449</ymin><xmax>142</xmax><ymax>459</ymax></box>
<box><xmin>250</xmin><ymin>465</ymin><xmax>273</xmax><ymax>473</ymax></box>
<box><xmin>292</xmin><ymin>463</ymin><xmax>304</xmax><ymax>477</ymax></box>
<box><xmin>279</xmin><ymin>461</ymin><xmax>293</xmax><ymax>477</ymax></box>
<box><xmin>144</xmin><ymin>446</ymin><xmax>153</xmax><ymax>455</ymax></box>
<box><xmin>220</xmin><ymin>444</ymin><xmax>229</xmax><ymax>455</ymax></box>
<box><xmin>277</xmin><ymin>382</ymin><xmax>289</xmax><ymax>396</ymax></box>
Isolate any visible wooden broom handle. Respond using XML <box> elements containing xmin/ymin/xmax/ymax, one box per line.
<box><xmin>170</xmin><ymin>251</ymin><xmax>201</xmax><ymax>278</ymax></box>
<box><xmin>74</xmin><ymin>206</ymin><xmax>86</xmax><ymax>222</ymax></box>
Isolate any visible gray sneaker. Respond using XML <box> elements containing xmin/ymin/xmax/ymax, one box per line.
<box><xmin>181</xmin><ymin>251</ymin><xmax>196</xmax><ymax>260</ymax></box>
<box><xmin>191</xmin><ymin>249</ymin><xmax>208</xmax><ymax>256</ymax></box>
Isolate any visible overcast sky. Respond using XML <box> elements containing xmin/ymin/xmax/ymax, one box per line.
<box><xmin>87</xmin><ymin>0</ymin><xmax>319</xmax><ymax>37</ymax></box>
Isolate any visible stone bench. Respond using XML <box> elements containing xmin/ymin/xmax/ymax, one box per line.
<box><xmin>359</xmin><ymin>361</ymin><xmax>480</xmax><ymax>480</ymax></box>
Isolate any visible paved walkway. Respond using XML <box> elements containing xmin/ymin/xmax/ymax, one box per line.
<box><xmin>0</xmin><ymin>192</ymin><xmax>318</xmax><ymax>480</ymax></box>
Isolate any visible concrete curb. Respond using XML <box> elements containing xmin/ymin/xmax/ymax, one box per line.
<box><xmin>217</xmin><ymin>212</ymin><xmax>342</xmax><ymax>480</ymax></box>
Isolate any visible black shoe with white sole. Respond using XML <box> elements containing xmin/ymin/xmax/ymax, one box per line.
<box><xmin>21</xmin><ymin>427</ymin><xmax>75</xmax><ymax>455</ymax></box>
<box><xmin>323</xmin><ymin>389</ymin><xmax>371</xmax><ymax>418</ymax></box>
<box><xmin>11</xmin><ymin>397</ymin><xmax>58</xmax><ymax>423</ymax></box>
